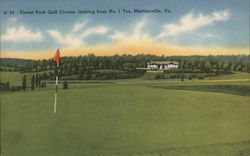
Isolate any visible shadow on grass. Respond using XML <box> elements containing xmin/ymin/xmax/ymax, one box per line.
<box><xmin>98</xmin><ymin>140</ymin><xmax>250</xmax><ymax>156</ymax></box>
<box><xmin>151</xmin><ymin>85</ymin><xmax>250</xmax><ymax>96</ymax></box>
<box><xmin>150</xmin><ymin>140</ymin><xmax>250</xmax><ymax>156</ymax></box>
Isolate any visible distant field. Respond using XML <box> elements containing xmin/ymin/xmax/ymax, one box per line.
<box><xmin>0</xmin><ymin>71</ymin><xmax>32</xmax><ymax>86</ymax></box>
<box><xmin>0</xmin><ymin>71</ymin><xmax>50</xmax><ymax>86</ymax></box>
<box><xmin>1</xmin><ymin>72</ymin><xmax>250</xmax><ymax>156</ymax></box>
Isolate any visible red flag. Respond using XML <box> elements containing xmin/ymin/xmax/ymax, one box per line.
<box><xmin>54</xmin><ymin>49</ymin><xmax>60</xmax><ymax>65</ymax></box>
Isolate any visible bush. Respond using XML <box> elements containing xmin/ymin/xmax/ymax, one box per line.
<box><xmin>181</xmin><ymin>75</ymin><xmax>184</xmax><ymax>81</ymax></box>
<box><xmin>63</xmin><ymin>80</ymin><xmax>68</xmax><ymax>89</ymax></box>
<box><xmin>0</xmin><ymin>82</ymin><xmax>10</xmax><ymax>91</ymax></box>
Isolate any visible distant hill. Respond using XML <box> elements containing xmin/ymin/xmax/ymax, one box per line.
<box><xmin>0</xmin><ymin>58</ymin><xmax>38</xmax><ymax>66</ymax></box>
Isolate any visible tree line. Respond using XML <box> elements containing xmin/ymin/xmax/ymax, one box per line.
<box><xmin>1</xmin><ymin>54</ymin><xmax>249</xmax><ymax>80</ymax></box>
<box><xmin>0</xmin><ymin>74</ymin><xmax>69</xmax><ymax>92</ymax></box>
<box><xmin>0</xmin><ymin>74</ymin><xmax>47</xmax><ymax>92</ymax></box>
<box><xmin>1</xmin><ymin>54</ymin><xmax>249</xmax><ymax>71</ymax></box>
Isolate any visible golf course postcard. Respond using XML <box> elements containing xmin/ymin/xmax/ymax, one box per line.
<box><xmin>1</xmin><ymin>0</ymin><xmax>250</xmax><ymax>155</ymax></box>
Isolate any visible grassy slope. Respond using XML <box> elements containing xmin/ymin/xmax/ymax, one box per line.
<box><xmin>1</xmin><ymin>72</ymin><xmax>250</xmax><ymax>156</ymax></box>
<box><xmin>0</xmin><ymin>71</ymin><xmax>51</xmax><ymax>86</ymax></box>
<box><xmin>0</xmin><ymin>71</ymin><xmax>32</xmax><ymax>86</ymax></box>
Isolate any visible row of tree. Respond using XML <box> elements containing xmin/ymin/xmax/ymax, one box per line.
<box><xmin>0</xmin><ymin>54</ymin><xmax>249</xmax><ymax>80</ymax></box>
<box><xmin>0</xmin><ymin>75</ymin><xmax>69</xmax><ymax>92</ymax></box>
<box><xmin>1</xmin><ymin>54</ymin><xmax>249</xmax><ymax>72</ymax></box>
<box><xmin>0</xmin><ymin>75</ymin><xmax>47</xmax><ymax>92</ymax></box>
<box><xmin>30</xmin><ymin>74</ymin><xmax>43</xmax><ymax>90</ymax></box>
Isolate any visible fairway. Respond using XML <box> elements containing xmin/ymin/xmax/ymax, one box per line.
<box><xmin>1</xmin><ymin>0</ymin><xmax>250</xmax><ymax>154</ymax></box>
<box><xmin>1</xmin><ymin>74</ymin><xmax>250</xmax><ymax>156</ymax></box>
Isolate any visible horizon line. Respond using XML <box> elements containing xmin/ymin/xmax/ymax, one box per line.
<box><xmin>1</xmin><ymin>53</ymin><xmax>249</xmax><ymax>61</ymax></box>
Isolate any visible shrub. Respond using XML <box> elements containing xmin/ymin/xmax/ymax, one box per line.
<box><xmin>63</xmin><ymin>80</ymin><xmax>68</xmax><ymax>89</ymax></box>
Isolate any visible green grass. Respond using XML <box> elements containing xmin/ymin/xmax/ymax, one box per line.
<box><xmin>0</xmin><ymin>71</ymin><xmax>51</xmax><ymax>86</ymax></box>
<box><xmin>93</xmin><ymin>69</ymin><xmax>126</xmax><ymax>73</ymax></box>
<box><xmin>153</xmin><ymin>84</ymin><xmax>250</xmax><ymax>96</ymax></box>
<box><xmin>208</xmin><ymin>72</ymin><xmax>250</xmax><ymax>80</ymax></box>
<box><xmin>1</xmin><ymin>72</ymin><xmax>250</xmax><ymax>155</ymax></box>
<box><xmin>139</xmin><ymin>71</ymin><xmax>164</xmax><ymax>79</ymax></box>
<box><xmin>0</xmin><ymin>71</ymin><xmax>33</xmax><ymax>86</ymax></box>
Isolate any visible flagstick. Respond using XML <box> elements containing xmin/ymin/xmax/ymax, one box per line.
<box><xmin>54</xmin><ymin>63</ymin><xmax>59</xmax><ymax>113</ymax></box>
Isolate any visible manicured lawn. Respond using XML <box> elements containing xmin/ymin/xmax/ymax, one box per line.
<box><xmin>1</xmin><ymin>72</ymin><xmax>250</xmax><ymax>155</ymax></box>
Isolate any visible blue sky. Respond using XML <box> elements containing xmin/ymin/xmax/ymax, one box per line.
<box><xmin>1</xmin><ymin>0</ymin><xmax>249</xmax><ymax>58</ymax></box>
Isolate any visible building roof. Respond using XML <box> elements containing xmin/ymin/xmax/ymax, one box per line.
<box><xmin>148</xmin><ymin>61</ymin><xmax>179</xmax><ymax>65</ymax></box>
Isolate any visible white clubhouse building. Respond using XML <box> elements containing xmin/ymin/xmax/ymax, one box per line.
<box><xmin>146</xmin><ymin>61</ymin><xmax>179</xmax><ymax>70</ymax></box>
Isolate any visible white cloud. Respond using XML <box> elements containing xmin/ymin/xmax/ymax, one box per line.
<box><xmin>47</xmin><ymin>29</ymin><xmax>83</xmax><ymax>47</ymax></box>
<box><xmin>79</xmin><ymin>26</ymin><xmax>109</xmax><ymax>38</ymax></box>
<box><xmin>202</xmin><ymin>33</ymin><xmax>218</xmax><ymax>38</ymax></box>
<box><xmin>1</xmin><ymin>25</ymin><xmax>44</xmax><ymax>42</ymax></box>
<box><xmin>47</xmin><ymin>21</ymin><xmax>109</xmax><ymax>47</ymax></box>
<box><xmin>73</xmin><ymin>21</ymin><xmax>88</xmax><ymax>32</ymax></box>
<box><xmin>158</xmin><ymin>10</ymin><xmax>231</xmax><ymax>38</ymax></box>
<box><xmin>110</xmin><ymin>19</ymin><xmax>151</xmax><ymax>43</ymax></box>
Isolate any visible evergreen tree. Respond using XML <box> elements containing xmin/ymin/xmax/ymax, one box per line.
<box><xmin>38</xmin><ymin>74</ymin><xmax>41</xmax><ymax>90</ymax></box>
<box><xmin>181</xmin><ymin>74</ymin><xmax>184</xmax><ymax>81</ymax></box>
<box><xmin>31</xmin><ymin>75</ymin><xmax>35</xmax><ymax>90</ymax></box>
<box><xmin>22</xmin><ymin>75</ymin><xmax>27</xmax><ymax>91</ymax></box>
<box><xmin>6</xmin><ymin>82</ymin><xmax>10</xmax><ymax>90</ymax></box>
<box><xmin>35</xmin><ymin>73</ymin><xmax>39</xmax><ymax>88</ymax></box>
<box><xmin>41</xmin><ymin>81</ymin><xmax>47</xmax><ymax>88</ymax></box>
